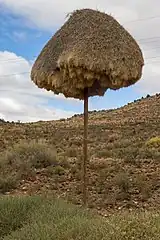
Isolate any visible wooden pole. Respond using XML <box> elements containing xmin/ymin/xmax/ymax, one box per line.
<box><xmin>83</xmin><ymin>87</ymin><xmax>88</xmax><ymax>206</ymax></box>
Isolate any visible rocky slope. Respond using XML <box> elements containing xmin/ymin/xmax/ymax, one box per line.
<box><xmin>0</xmin><ymin>93</ymin><xmax>160</xmax><ymax>215</ymax></box>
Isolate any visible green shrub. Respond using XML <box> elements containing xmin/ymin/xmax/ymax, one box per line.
<box><xmin>146</xmin><ymin>137</ymin><xmax>160</xmax><ymax>148</ymax></box>
<box><xmin>66</xmin><ymin>148</ymin><xmax>77</xmax><ymax>157</ymax></box>
<box><xmin>0</xmin><ymin>139</ymin><xmax>57</xmax><ymax>169</ymax></box>
<box><xmin>139</xmin><ymin>147</ymin><xmax>160</xmax><ymax>160</ymax></box>
<box><xmin>0</xmin><ymin>140</ymin><xmax>58</xmax><ymax>193</ymax></box>
<box><xmin>114</xmin><ymin>172</ymin><xmax>130</xmax><ymax>193</ymax></box>
<box><xmin>57</xmin><ymin>155</ymin><xmax>70</xmax><ymax>168</ymax></box>
<box><xmin>96</xmin><ymin>150</ymin><xmax>112</xmax><ymax>158</ymax></box>
<box><xmin>135</xmin><ymin>174</ymin><xmax>152</xmax><ymax>200</ymax></box>
<box><xmin>0</xmin><ymin>174</ymin><xmax>18</xmax><ymax>193</ymax></box>
<box><xmin>1</xmin><ymin>196</ymin><xmax>160</xmax><ymax>240</ymax></box>
<box><xmin>0</xmin><ymin>196</ymin><xmax>43</xmax><ymax>238</ymax></box>
<box><xmin>10</xmin><ymin>139</ymin><xmax>57</xmax><ymax>169</ymax></box>
<box><xmin>54</xmin><ymin>166</ymin><xmax>65</xmax><ymax>175</ymax></box>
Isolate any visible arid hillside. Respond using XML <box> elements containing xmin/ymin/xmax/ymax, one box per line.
<box><xmin>0</xmin><ymin>93</ymin><xmax>159</xmax><ymax>215</ymax></box>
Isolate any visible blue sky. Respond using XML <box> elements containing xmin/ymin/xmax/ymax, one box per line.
<box><xmin>0</xmin><ymin>7</ymin><xmax>51</xmax><ymax>60</ymax></box>
<box><xmin>0</xmin><ymin>1</ymin><xmax>159</xmax><ymax>122</ymax></box>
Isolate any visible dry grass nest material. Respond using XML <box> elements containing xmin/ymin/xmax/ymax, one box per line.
<box><xmin>31</xmin><ymin>8</ymin><xmax>144</xmax><ymax>99</ymax></box>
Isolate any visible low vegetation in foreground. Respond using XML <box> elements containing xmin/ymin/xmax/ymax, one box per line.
<box><xmin>0</xmin><ymin>195</ymin><xmax>160</xmax><ymax>240</ymax></box>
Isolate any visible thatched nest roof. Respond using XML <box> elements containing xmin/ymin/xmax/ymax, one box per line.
<box><xmin>31</xmin><ymin>8</ymin><xmax>144</xmax><ymax>99</ymax></box>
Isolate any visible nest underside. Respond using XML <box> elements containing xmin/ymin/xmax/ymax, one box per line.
<box><xmin>31</xmin><ymin>61</ymin><xmax>142</xmax><ymax>99</ymax></box>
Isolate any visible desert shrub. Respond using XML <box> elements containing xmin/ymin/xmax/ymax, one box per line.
<box><xmin>57</xmin><ymin>155</ymin><xmax>70</xmax><ymax>168</ymax></box>
<box><xmin>0</xmin><ymin>140</ymin><xmax>58</xmax><ymax>193</ymax></box>
<box><xmin>0</xmin><ymin>118</ymin><xmax>5</xmax><ymax>123</ymax></box>
<box><xmin>0</xmin><ymin>196</ymin><xmax>43</xmax><ymax>238</ymax></box>
<box><xmin>114</xmin><ymin>172</ymin><xmax>130</xmax><ymax>193</ymax></box>
<box><xmin>0</xmin><ymin>139</ymin><xmax>57</xmax><ymax>170</ymax></box>
<box><xmin>139</xmin><ymin>147</ymin><xmax>160</xmax><ymax>160</ymax></box>
<box><xmin>107</xmin><ymin>133</ymin><xmax>119</xmax><ymax>143</ymax></box>
<box><xmin>96</xmin><ymin>150</ymin><xmax>112</xmax><ymax>158</ymax></box>
<box><xmin>0</xmin><ymin>174</ymin><xmax>18</xmax><ymax>193</ymax></box>
<box><xmin>59</xmin><ymin>118</ymin><xmax>65</xmax><ymax>122</ymax></box>
<box><xmin>90</xmin><ymin>158</ymin><xmax>109</xmax><ymax>169</ymax></box>
<box><xmin>66</xmin><ymin>148</ymin><xmax>77</xmax><ymax>157</ymax></box>
<box><xmin>54</xmin><ymin>166</ymin><xmax>65</xmax><ymax>175</ymax></box>
<box><xmin>1</xmin><ymin>196</ymin><xmax>160</xmax><ymax>240</ymax></box>
<box><xmin>124</xmin><ymin>157</ymin><xmax>137</xmax><ymax>165</ymax></box>
<box><xmin>146</xmin><ymin>137</ymin><xmax>160</xmax><ymax>148</ymax></box>
<box><xmin>116</xmin><ymin>139</ymin><xmax>130</xmax><ymax>148</ymax></box>
<box><xmin>112</xmin><ymin>146</ymin><xmax>139</xmax><ymax>160</ymax></box>
<box><xmin>135</xmin><ymin>174</ymin><xmax>152</xmax><ymax>201</ymax></box>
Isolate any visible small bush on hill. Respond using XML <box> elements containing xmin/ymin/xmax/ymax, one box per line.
<box><xmin>5</xmin><ymin>139</ymin><xmax>58</xmax><ymax>169</ymax></box>
<box><xmin>0</xmin><ymin>140</ymin><xmax>64</xmax><ymax>193</ymax></box>
<box><xmin>146</xmin><ymin>137</ymin><xmax>160</xmax><ymax>148</ymax></box>
<box><xmin>0</xmin><ymin>174</ymin><xmax>18</xmax><ymax>194</ymax></box>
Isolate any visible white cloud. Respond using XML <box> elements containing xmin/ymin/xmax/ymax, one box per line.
<box><xmin>1</xmin><ymin>0</ymin><xmax>160</xmax><ymax>31</ymax></box>
<box><xmin>0</xmin><ymin>0</ymin><xmax>140</xmax><ymax>30</ymax></box>
<box><xmin>0</xmin><ymin>51</ymin><xmax>79</xmax><ymax>122</ymax></box>
<box><xmin>136</xmin><ymin>62</ymin><xmax>160</xmax><ymax>95</ymax></box>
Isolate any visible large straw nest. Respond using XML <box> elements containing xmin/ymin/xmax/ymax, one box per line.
<box><xmin>31</xmin><ymin>8</ymin><xmax>144</xmax><ymax>100</ymax></box>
